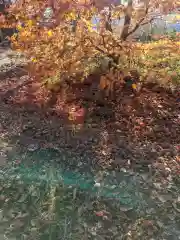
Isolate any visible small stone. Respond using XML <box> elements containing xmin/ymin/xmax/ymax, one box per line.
<box><xmin>94</xmin><ymin>182</ymin><xmax>101</xmax><ymax>187</ymax></box>
<box><xmin>120</xmin><ymin>206</ymin><xmax>133</xmax><ymax>212</ymax></box>
<box><xmin>27</xmin><ymin>143</ymin><xmax>39</xmax><ymax>152</ymax></box>
<box><xmin>120</xmin><ymin>168</ymin><xmax>127</xmax><ymax>172</ymax></box>
<box><xmin>127</xmin><ymin>160</ymin><xmax>131</xmax><ymax>165</ymax></box>
<box><xmin>153</xmin><ymin>182</ymin><xmax>161</xmax><ymax>190</ymax></box>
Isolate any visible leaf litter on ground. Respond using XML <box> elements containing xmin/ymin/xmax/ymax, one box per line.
<box><xmin>0</xmin><ymin>49</ymin><xmax>179</xmax><ymax>239</ymax></box>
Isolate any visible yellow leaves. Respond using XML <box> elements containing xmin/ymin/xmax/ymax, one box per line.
<box><xmin>81</xmin><ymin>18</ymin><xmax>95</xmax><ymax>33</ymax></box>
<box><xmin>68</xmin><ymin>107</ymin><xmax>77</xmax><ymax>121</ymax></box>
<box><xmin>7</xmin><ymin>0</ymin><xmax>179</xmax><ymax>93</ymax></box>
<box><xmin>112</xmin><ymin>9</ymin><xmax>124</xmax><ymax>19</ymax></box>
<box><xmin>86</xmin><ymin>22</ymin><xmax>94</xmax><ymax>33</ymax></box>
<box><xmin>69</xmin><ymin>12</ymin><xmax>76</xmax><ymax>20</ymax></box>
<box><xmin>27</xmin><ymin>20</ymin><xmax>33</xmax><ymax>27</ymax></box>
<box><xmin>17</xmin><ymin>24</ymin><xmax>23</xmax><ymax>31</ymax></box>
<box><xmin>47</xmin><ymin>30</ymin><xmax>53</xmax><ymax>37</ymax></box>
<box><xmin>18</xmin><ymin>30</ymin><xmax>31</xmax><ymax>40</ymax></box>
<box><xmin>99</xmin><ymin>71</ymin><xmax>116</xmax><ymax>96</ymax></box>
<box><xmin>15</xmin><ymin>14</ymin><xmax>20</xmax><ymax>20</ymax></box>
<box><xmin>132</xmin><ymin>84</ymin><xmax>137</xmax><ymax>90</ymax></box>
<box><xmin>10</xmin><ymin>33</ymin><xmax>18</xmax><ymax>42</ymax></box>
<box><xmin>132</xmin><ymin>38</ymin><xmax>180</xmax><ymax>88</ymax></box>
<box><xmin>68</xmin><ymin>111</ymin><xmax>75</xmax><ymax>121</ymax></box>
<box><xmin>31</xmin><ymin>58</ymin><xmax>37</xmax><ymax>63</ymax></box>
<box><xmin>65</xmin><ymin>11</ymin><xmax>77</xmax><ymax>21</ymax></box>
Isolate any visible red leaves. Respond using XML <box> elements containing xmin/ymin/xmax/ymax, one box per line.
<box><xmin>94</xmin><ymin>210</ymin><xmax>110</xmax><ymax>219</ymax></box>
<box><xmin>94</xmin><ymin>210</ymin><xmax>104</xmax><ymax>217</ymax></box>
<box><xmin>176</xmin><ymin>145</ymin><xmax>180</xmax><ymax>151</ymax></box>
<box><xmin>133</xmin><ymin>118</ymin><xmax>146</xmax><ymax>132</ymax></box>
<box><xmin>68</xmin><ymin>106</ymin><xmax>85</xmax><ymax>124</ymax></box>
<box><xmin>138</xmin><ymin>121</ymin><xmax>145</xmax><ymax>127</ymax></box>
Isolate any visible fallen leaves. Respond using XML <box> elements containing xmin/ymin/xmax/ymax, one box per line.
<box><xmin>94</xmin><ymin>210</ymin><xmax>111</xmax><ymax>220</ymax></box>
<box><xmin>47</xmin><ymin>30</ymin><xmax>53</xmax><ymax>37</ymax></box>
<box><xmin>0</xmin><ymin>46</ymin><xmax>180</xmax><ymax>240</ymax></box>
<box><xmin>94</xmin><ymin>210</ymin><xmax>104</xmax><ymax>217</ymax></box>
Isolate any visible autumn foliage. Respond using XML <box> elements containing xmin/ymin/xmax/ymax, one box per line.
<box><xmin>1</xmin><ymin>0</ymin><xmax>180</xmax><ymax>94</ymax></box>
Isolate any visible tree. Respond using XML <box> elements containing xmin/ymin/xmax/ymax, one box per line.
<box><xmin>2</xmin><ymin>0</ymin><xmax>178</xmax><ymax>92</ymax></box>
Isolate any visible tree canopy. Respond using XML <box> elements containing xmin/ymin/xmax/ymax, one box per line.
<box><xmin>1</xmin><ymin>0</ymin><xmax>179</xmax><ymax>91</ymax></box>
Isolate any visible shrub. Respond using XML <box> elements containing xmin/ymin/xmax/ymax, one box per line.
<box><xmin>2</xmin><ymin>0</ymin><xmax>179</xmax><ymax>94</ymax></box>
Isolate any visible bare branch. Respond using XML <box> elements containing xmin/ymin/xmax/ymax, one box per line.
<box><xmin>120</xmin><ymin>0</ymin><xmax>133</xmax><ymax>41</ymax></box>
<box><xmin>125</xmin><ymin>3</ymin><xmax>150</xmax><ymax>39</ymax></box>
<box><xmin>140</xmin><ymin>17</ymin><xmax>154</xmax><ymax>26</ymax></box>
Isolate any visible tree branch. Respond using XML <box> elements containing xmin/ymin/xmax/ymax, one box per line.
<box><xmin>120</xmin><ymin>0</ymin><xmax>133</xmax><ymax>41</ymax></box>
<box><xmin>125</xmin><ymin>4</ymin><xmax>150</xmax><ymax>38</ymax></box>
<box><xmin>86</xmin><ymin>35</ymin><xmax>120</xmax><ymax>65</ymax></box>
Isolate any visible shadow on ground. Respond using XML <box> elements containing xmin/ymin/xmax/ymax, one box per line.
<box><xmin>0</xmin><ymin>66</ymin><xmax>179</xmax><ymax>171</ymax></box>
<box><xmin>0</xmin><ymin>63</ymin><xmax>180</xmax><ymax>240</ymax></box>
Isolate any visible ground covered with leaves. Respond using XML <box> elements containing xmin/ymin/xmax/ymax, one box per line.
<box><xmin>0</xmin><ymin>48</ymin><xmax>180</xmax><ymax>239</ymax></box>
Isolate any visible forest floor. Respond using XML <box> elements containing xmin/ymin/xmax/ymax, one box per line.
<box><xmin>0</xmin><ymin>48</ymin><xmax>180</xmax><ymax>240</ymax></box>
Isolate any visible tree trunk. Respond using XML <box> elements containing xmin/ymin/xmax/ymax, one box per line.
<box><xmin>120</xmin><ymin>0</ymin><xmax>133</xmax><ymax>40</ymax></box>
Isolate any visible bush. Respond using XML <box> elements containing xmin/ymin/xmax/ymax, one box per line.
<box><xmin>2</xmin><ymin>0</ymin><xmax>179</xmax><ymax>96</ymax></box>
